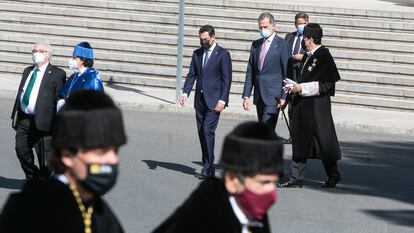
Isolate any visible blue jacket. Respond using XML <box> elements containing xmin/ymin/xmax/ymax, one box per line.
<box><xmin>183</xmin><ymin>44</ymin><xmax>232</xmax><ymax>110</ymax></box>
<box><xmin>58</xmin><ymin>68</ymin><xmax>104</xmax><ymax>98</ymax></box>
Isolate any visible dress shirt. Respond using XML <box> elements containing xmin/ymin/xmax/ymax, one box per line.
<box><xmin>229</xmin><ymin>196</ymin><xmax>249</xmax><ymax>233</ymax></box>
<box><xmin>20</xmin><ymin>62</ymin><xmax>49</xmax><ymax>114</ymax></box>
<box><xmin>292</xmin><ymin>32</ymin><xmax>303</xmax><ymax>55</ymax></box>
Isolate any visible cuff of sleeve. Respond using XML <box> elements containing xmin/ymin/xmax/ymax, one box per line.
<box><xmin>301</xmin><ymin>82</ymin><xmax>320</xmax><ymax>97</ymax></box>
<box><xmin>218</xmin><ymin>100</ymin><xmax>226</xmax><ymax>105</ymax></box>
<box><xmin>181</xmin><ymin>93</ymin><xmax>188</xmax><ymax>97</ymax></box>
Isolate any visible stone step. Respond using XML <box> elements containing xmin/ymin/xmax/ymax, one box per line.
<box><xmin>2</xmin><ymin>1</ymin><xmax>414</xmax><ymax>32</ymax></box>
<box><xmin>1</xmin><ymin>7</ymin><xmax>413</xmax><ymax>45</ymax></box>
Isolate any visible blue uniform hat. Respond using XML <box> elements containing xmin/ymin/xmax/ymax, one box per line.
<box><xmin>73</xmin><ymin>41</ymin><xmax>94</xmax><ymax>59</ymax></box>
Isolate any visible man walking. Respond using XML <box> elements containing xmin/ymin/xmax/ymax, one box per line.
<box><xmin>179</xmin><ymin>25</ymin><xmax>232</xmax><ymax>179</ymax></box>
<box><xmin>279</xmin><ymin>23</ymin><xmax>342</xmax><ymax>188</ymax></box>
<box><xmin>11</xmin><ymin>40</ymin><xmax>66</xmax><ymax>180</ymax></box>
<box><xmin>242</xmin><ymin>12</ymin><xmax>290</xmax><ymax>132</ymax></box>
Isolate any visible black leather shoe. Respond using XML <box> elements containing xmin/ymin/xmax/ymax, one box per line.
<box><xmin>277</xmin><ymin>179</ymin><xmax>303</xmax><ymax>188</ymax></box>
<box><xmin>321</xmin><ymin>176</ymin><xmax>341</xmax><ymax>188</ymax></box>
<box><xmin>282</xmin><ymin>137</ymin><xmax>292</xmax><ymax>144</ymax></box>
<box><xmin>195</xmin><ymin>170</ymin><xmax>215</xmax><ymax>180</ymax></box>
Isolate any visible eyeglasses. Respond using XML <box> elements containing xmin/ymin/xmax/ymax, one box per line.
<box><xmin>32</xmin><ymin>49</ymin><xmax>48</xmax><ymax>54</ymax></box>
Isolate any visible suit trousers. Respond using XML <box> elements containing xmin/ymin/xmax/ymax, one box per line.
<box><xmin>256</xmin><ymin>96</ymin><xmax>279</xmax><ymax>132</ymax></box>
<box><xmin>15</xmin><ymin>113</ymin><xmax>50</xmax><ymax>179</ymax></box>
<box><xmin>290</xmin><ymin>157</ymin><xmax>341</xmax><ymax>181</ymax></box>
<box><xmin>195</xmin><ymin>94</ymin><xmax>220</xmax><ymax>173</ymax></box>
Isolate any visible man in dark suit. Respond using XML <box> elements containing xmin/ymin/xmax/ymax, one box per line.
<box><xmin>242</xmin><ymin>12</ymin><xmax>290</xmax><ymax>132</ymax></box>
<box><xmin>283</xmin><ymin>12</ymin><xmax>309</xmax><ymax>144</ymax></box>
<box><xmin>179</xmin><ymin>25</ymin><xmax>232</xmax><ymax>179</ymax></box>
<box><xmin>11</xmin><ymin>41</ymin><xmax>66</xmax><ymax>180</ymax></box>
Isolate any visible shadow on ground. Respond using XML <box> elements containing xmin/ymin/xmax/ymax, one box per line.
<box><xmin>301</xmin><ymin>140</ymin><xmax>414</xmax><ymax>226</ymax></box>
<box><xmin>142</xmin><ymin>160</ymin><xmax>197</xmax><ymax>176</ymax></box>
<box><xmin>0</xmin><ymin>176</ymin><xmax>24</xmax><ymax>190</ymax></box>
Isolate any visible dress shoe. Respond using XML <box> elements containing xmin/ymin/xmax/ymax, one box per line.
<box><xmin>195</xmin><ymin>171</ymin><xmax>215</xmax><ymax>180</ymax></box>
<box><xmin>277</xmin><ymin>179</ymin><xmax>303</xmax><ymax>188</ymax></box>
<box><xmin>282</xmin><ymin>137</ymin><xmax>292</xmax><ymax>144</ymax></box>
<box><xmin>321</xmin><ymin>176</ymin><xmax>341</xmax><ymax>188</ymax></box>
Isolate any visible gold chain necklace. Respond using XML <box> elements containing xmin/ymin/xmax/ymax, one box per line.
<box><xmin>69</xmin><ymin>184</ymin><xmax>94</xmax><ymax>233</ymax></box>
<box><xmin>300</xmin><ymin>55</ymin><xmax>311</xmax><ymax>75</ymax></box>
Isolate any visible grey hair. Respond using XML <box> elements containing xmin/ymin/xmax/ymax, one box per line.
<box><xmin>258</xmin><ymin>12</ymin><xmax>275</xmax><ymax>24</ymax></box>
<box><xmin>295</xmin><ymin>12</ymin><xmax>309</xmax><ymax>22</ymax></box>
<box><xmin>33</xmin><ymin>39</ymin><xmax>53</xmax><ymax>56</ymax></box>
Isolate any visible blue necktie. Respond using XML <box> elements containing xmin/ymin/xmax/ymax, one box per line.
<box><xmin>293</xmin><ymin>33</ymin><xmax>302</xmax><ymax>55</ymax></box>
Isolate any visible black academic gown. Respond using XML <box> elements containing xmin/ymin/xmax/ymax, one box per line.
<box><xmin>152</xmin><ymin>177</ymin><xmax>271</xmax><ymax>233</ymax></box>
<box><xmin>291</xmin><ymin>46</ymin><xmax>341</xmax><ymax>161</ymax></box>
<box><xmin>0</xmin><ymin>178</ymin><xmax>124</xmax><ymax>233</ymax></box>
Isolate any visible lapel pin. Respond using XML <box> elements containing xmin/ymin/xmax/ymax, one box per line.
<box><xmin>49</xmin><ymin>71</ymin><xmax>51</xmax><ymax>74</ymax></box>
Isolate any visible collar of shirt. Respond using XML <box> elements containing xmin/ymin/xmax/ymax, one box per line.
<box><xmin>229</xmin><ymin>196</ymin><xmax>249</xmax><ymax>232</ymax></box>
<box><xmin>206</xmin><ymin>42</ymin><xmax>217</xmax><ymax>53</ymax></box>
<box><xmin>264</xmin><ymin>32</ymin><xmax>276</xmax><ymax>44</ymax></box>
<box><xmin>36</xmin><ymin>62</ymin><xmax>49</xmax><ymax>73</ymax></box>
<box><xmin>306</xmin><ymin>45</ymin><xmax>321</xmax><ymax>56</ymax></box>
<box><xmin>54</xmin><ymin>174</ymin><xmax>69</xmax><ymax>185</ymax></box>
<box><xmin>78</xmin><ymin>66</ymin><xmax>88</xmax><ymax>75</ymax></box>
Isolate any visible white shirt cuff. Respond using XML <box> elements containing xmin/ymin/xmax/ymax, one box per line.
<box><xmin>181</xmin><ymin>93</ymin><xmax>188</xmax><ymax>97</ymax></box>
<box><xmin>218</xmin><ymin>100</ymin><xmax>226</xmax><ymax>105</ymax></box>
<box><xmin>300</xmin><ymin>81</ymin><xmax>320</xmax><ymax>97</ymax></box>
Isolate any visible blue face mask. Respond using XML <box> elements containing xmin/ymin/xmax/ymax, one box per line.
<box><xmin>259</xmin><ymin>29</ymin><xmax>271</xmax><ymax>38</ymax></box>
<box><xmin>296</xmin><ymin>24</ymin><xmax>306</xmax><ymax>35</ymax></box>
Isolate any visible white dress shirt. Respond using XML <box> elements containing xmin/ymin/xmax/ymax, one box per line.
<box><xmin>20</xmin><ymin>62</ymin><xmax>49</xmax><ymax>114</ymax></box>
<box><xmin>229</xmin><ymin>196</ymin><xmax>249</xmax><ymax>233</ymax></box>
<box><xmin>292</xmin><ymin>33</ymin><xmax>303</xmax><ymax>55</ymax></box>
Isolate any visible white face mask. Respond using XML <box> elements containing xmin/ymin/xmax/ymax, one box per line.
<box><xmin>32</xmin><ymin>52</ymin><xmax>45</xmax><ymax>64</ymax></box>
<box><xmin>68</xmin><ymin>59</ymin><xmax>78</xmax><ymax>70</ymax></box>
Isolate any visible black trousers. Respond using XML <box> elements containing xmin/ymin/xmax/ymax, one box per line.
<box><xmin>15</xmin><ymin>114</ymin><xmax>51</xmax><ymax>179</ymax></box>
<box><xmin>290</xmin><ymin>157</ymin><xmax>340</xmax><ymax>181</ymax></box>
<box><xmin>195</xmin><ymin>94</ymin><xmax>220</xmax><ymax>174</ymax></box>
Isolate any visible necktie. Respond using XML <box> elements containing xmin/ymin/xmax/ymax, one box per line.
<box><xmin>21</xmin><ymin>67</ymin><xmax>39</xmax><ymax>107</ymax></box>
<box><xmin>293</xmin><ymin>33</ymin><xmax>302</xmax><ymax>55</ymax></box>
<box><xmin>203</xmin><ymin>49</ymin><xmax>210</xmax><ymax>68</ymax></box>
<box><xmin>259</xmin><ymin>39</ymin><xmax>270</xmax><ymax>70</ymax></box>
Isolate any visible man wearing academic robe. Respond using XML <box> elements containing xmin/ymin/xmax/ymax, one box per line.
<box><xmin>152</xmin><ymin>122</ymin><xmax>284</xmax><ymax>233</ymax></box>
<box><xmin>279</xmin><ymin>23</ymin><xmax>342</xmax><ymax>188</ymax></box>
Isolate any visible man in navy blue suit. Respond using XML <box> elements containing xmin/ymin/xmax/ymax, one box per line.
<box><xmin>179</xmin><ymin>25</ymin><xmax>232</xmax><ymax>179</ymax></box>
<box><xmin>242</xmin><ymin>12</ymin><xmax>290</xmax><ymax>133</ymax></box>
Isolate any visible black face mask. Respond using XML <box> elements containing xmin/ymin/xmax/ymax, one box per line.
<box><xmin>301</xmin><ymin>39</ymin><xmax>307</xmax><ymax>51</ymax></box>
<box><xmin>79</xmin><ymin>163</ymin><xmax>119</xmax><ymax>196</ymax></box>
<box><xmin>200</xmin><ymin>39</ymin><xmax>210</xmax><ymax>49</ymax></box>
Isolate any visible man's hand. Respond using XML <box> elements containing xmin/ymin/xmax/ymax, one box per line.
<box><xmin>215</xmin><ymin>102</ymin><xmax>225</xmax><ymax>113</ymax></box>
<box><xmin>179</xmin><ymin>95</ymin><xmax>187</xmax><ymax>107</ymax></box>
<box><xmin>291</xmin><ymin>84</ymin><xmax>302</xmax><ymax>93</ymax></box>
<box><xmin>277</xmin><ymin>99</ymin><xmax>286</xmax><ymax>109</ymax></box>
<box><xmin>243</xmin><ymin>98</ymin><xmax>250</xmax><ymax>111</ymax></box>
<box><xmin>293</xmin><ymin>54</ymin><xmax>304</xmax><ymax>61</ymax></box>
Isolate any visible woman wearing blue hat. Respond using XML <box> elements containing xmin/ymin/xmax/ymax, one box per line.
<box><xmin>57</xmin><ymin>41</ymin><xmax>104</xmax><ymax>110</ymax></box>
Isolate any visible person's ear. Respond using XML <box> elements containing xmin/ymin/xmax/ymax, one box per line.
<box><xmin>61</xmin><ymin>150</ymin><xmax>76</xmax><ymax>168</ymax></box>
<box><xmin>224</xmin><ymin>171</ymin><xmax>243</xmax><ymax>195</ymax></box>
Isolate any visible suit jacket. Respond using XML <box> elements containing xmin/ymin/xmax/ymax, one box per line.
<box><xmin>285</xmin><ymin>31</ymin><xmax>306</xmax><ymax>81</ymax></box>
<box><xmin>243</xmin><ymin>35</ymin><xmax>290</xmax><ymax>106</ymax></box>
<box><xmin>152</xmin><ymin>177</ymin><xmax>271</xmax><ymax>233</ymax></box>
<box><xmin>183</xmin><ymin>44</ymin><xmax>232</xmax><ymax>110</ymax></box>
<box><xmin>11</xmin><ymin>64</ymin><xmax>66</xmax><ymax>132</ymax></box>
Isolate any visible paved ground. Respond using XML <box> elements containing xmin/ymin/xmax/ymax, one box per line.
<box><xmin>0</xmin><ymin>96</ymin><xmax>413</xmax><ymax>233</ymax></box>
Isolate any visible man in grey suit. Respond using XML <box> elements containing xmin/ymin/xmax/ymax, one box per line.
<box><xmin>242</xmin><ymin>12</ymin><xmax>290</xmax><ymax>132</ymax></box>
<box><xmin>11</xmin><ymin>41</ymin><xmax>66</xmax><ymax>180</ymax></box>
<box><xmin>283</xmin><ymin>12</ymin><xmax>309</xmax><ymax>144</ymax></box>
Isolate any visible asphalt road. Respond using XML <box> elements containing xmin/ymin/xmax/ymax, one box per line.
<box><xmin>0</xmin><ymin>97</ymin><xmax>413</xmax><ymax>233</ymax></box>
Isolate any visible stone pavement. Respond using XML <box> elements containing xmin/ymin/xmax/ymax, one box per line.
<box><xmin>2</xmin><ymin>75</ymin><xmax>414</xmax><ymax>136</ymax></box>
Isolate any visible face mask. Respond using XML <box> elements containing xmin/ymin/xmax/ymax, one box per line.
<box><xmin>296</xmin><ymin>24</ymin><xmax>305</xmax><ymax>35</ymax></box>
<box><xmin>235</xmin><ymin>187</ymin><xmax>277</xmax><ymax>220</ymax></box>
<box><xmin>259</xmin><ymin>29</ymin><xmax>271</xmax><ymax>38</ymax></box>
<box><xmin>79</xmin><ymin>163</ymin><xmax>119</xmax><ymax>196</ymax></box>
<box><xmin>200</xmin><ymin>39</ymin><xmax>210</xmax><ymax>49</ymax></box>
<box><xmin>301</xmin><ymin>39</ymin><xmax>307</xmax><ymax>51</ymax></box>
<box><xmin>68</xmin><ymin>59</ymin><xmax>78</xmax><ymax>70</ymax></box>
<box><xmin>32</xmin><ymin>52</ymin><xmax>45</xmax><ymax>64</ymax></box>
